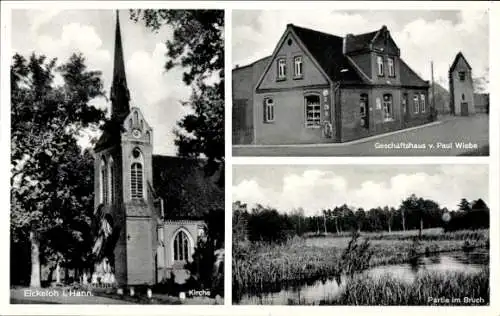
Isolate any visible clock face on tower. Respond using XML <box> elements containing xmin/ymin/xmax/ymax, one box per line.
<box><xmin>132</xmin><ymin>129</ymin><xmax>142</xmax><ymax>138</ymax></box>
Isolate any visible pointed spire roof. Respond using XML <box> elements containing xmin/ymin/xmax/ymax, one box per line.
<box><xmin>110</xmin><ymin>10</ymin><xmax>130</xmax><ymax>121</ymax></box>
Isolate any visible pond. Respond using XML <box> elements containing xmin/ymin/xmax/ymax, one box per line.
<box><xmin>236</xmin><ymin>248</ymin><xmax>489</xmax><ymax>305</ymax></box>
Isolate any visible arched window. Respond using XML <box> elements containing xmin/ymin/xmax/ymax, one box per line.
<box><xmin>173</xmin><ymin>230</ymin><xmax>191</xmax><ymax>261</ymax></box>
<box><xmin>130</xmin><ymin>148</ymin><xmax>144</xmax><ymax>200</ymax></box>
<box><xmin>133</xmin><ymin>111</ymin><xmax>139</xmax><ymax>124</ymax></box>
<box><xmin>131</xmin><ymin>163</ymin><xmax>143</xmax><ymax>200</ymax></box>
<box><xmin>100</xmin><ymin>158</ymin><xmax>108</xmax><ymax>204</ymax></box>
<box><xmin>108</xmin><ymin>158</ymin><xmax>115</xmax><ymax>204</ymax></box>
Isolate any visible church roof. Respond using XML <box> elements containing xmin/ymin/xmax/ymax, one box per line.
<box><xmin>152</xmin><ymin>155</ymin><xmax>224</xmax><ymax>220</ymax></box>
<box><xmin>449</xmin><ymin>52</ymin><xmax>472</xmax><ymax>73</ymax></box>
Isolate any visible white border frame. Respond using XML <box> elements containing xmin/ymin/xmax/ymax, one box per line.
<box><xmin>1</xmin><ymin>1</ymin><xmax>499</xmax><ymax>315</ymax></box>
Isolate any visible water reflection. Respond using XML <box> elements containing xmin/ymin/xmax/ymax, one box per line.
<box><xmin>237</xmin><ymin>249</ymin><xmax>488</xmax><ymax>305</ymax></box>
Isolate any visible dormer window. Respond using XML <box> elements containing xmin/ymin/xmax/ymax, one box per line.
<box><xmin>388</xmin><ymin>57</ymin><xmax>395</xmax><ymax>77</ymax></box>
<box><xmin>377</xmin><ymin>56</ymin><xmax>384</xmax><ymax>76</ymax></box>
<box><xmin>277</xmin><ymin>58</ymin><xmax>286</xmax><ymax>80</ymax></box>
<box><xmin>294</xmin><ymin>56</ymin><xmax>303</xmax><ymax>78</ymax></box>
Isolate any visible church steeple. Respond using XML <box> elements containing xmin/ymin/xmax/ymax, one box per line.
<box><xmin>110</xmin><ymin>10</ymin><xmax>130</xmax><ymax>121</ymax></box>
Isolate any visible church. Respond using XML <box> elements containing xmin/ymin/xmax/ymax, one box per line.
<box><xmin>92</xmin><ymin>12</ymin><xmax>223</xmax><ymax>286</ymax></box>
<box><xmin>233</xmin><ymin>24</ymin><xmax>432</xmax><ymax>145</ymax></box>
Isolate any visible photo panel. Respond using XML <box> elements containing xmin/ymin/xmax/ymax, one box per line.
<box><xmin>232</xmin><ymin>164</ymin><xmax>490</xmax><ymax>305</ymax></box>
<box><xmin>9</xmin><ymin>8</ymin><xmax>224</xmax><ymax>305</ymax></box>
<box><xmin>231</xmin><ymin>10</ymin><xmax>489</xmax><ymax>157</ymax></box>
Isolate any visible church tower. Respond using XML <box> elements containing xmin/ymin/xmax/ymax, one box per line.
<box><xmin>94</xmin><ymin>10</ymin><xmax>157</xmax><ymax>285</ymax></box>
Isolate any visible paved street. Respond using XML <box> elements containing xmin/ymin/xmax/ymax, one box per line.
<box><xmin>232</xmin><ymin>114</ymin><xmax>489</xmax><ymax>157</ymax></box>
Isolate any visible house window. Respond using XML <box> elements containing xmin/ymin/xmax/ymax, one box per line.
<box><xmin>377</xmin><ymin>56</ymin><xmax>384</xmax><ymax>76</ymax></box>
<box><xmin>413</xmin><ymin>95</ymin><xmax>419</xmax><ymax>113</ymax></box>
<box><xmin>305</xmin><ymin>94</ymin><xmax>321</xmax><ymax>128</ymax></box>
<box><xmin>294</xmin><ymin>56</ymin><xmax>303</xmax><ymax>78</ymax></box>
<box><xmin>360</xmin><ymin>94</ymin><xmax>368</xmax><ymax>128</ymax></box>
<box><xmin>108</xmin><ymin>158</ymin><xmax>115</xmax><ymax>204</ymax></box>
<box><xmin>382</xmin><ymin>94</ymin><xmax>393</xmax><ymax>121</ymax></box>
<box><xmin>277</xmin><ymin>58</ymin><xmax>286</xmax><ymax>80</ymax></box>
<box><xmin>173</xmin><ymin>230</ymin><xmax>190</xmax><ymax>261</ymax></box>
<box><xmin>420</xmin><ymin>94</ymin><xmax>426</xmax><ymax>113</ymax></box>
<box><xmin>264</xmin><ymin>98</ymin><xmax>275</xmax><ymax>123</ymax></box>
<box><xmin>100</xmin><ymin>158</ymin><xmax>108</xmax><ymax>204</ymax></box>
<box><xmin>459</xmin><ymin>71</ymin><xmax>465</xmax><ymax>81</ymax></box>
<box><xmin>388</xmin><ymin>57</ymin><xmax>395</xmax><ymax>77</ymax></box>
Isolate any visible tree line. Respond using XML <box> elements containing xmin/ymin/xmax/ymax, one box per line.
<box><xmin>233</xmin><ymin>195</ymin><xmax>490</xmax><ymax>244</ymax></box>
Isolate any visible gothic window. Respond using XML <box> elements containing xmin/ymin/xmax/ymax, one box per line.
<box><xmin>130</xmin><ymin>148</ymin><xmax>144</xmax><ymax>200</ymax></box>
<box><xmin>173</xmin><ymin>230</ymin><xmax>191</xmax><ymax>261</ymax></box>
<box><xmin>100</xmin><ymin>158</ymin><xmax>108</xmax><ymax>204</ymax></box>
<box><xmin>305</xmin><ymin>94</ymin><xmax>321</xmax><ymax>128</ymax></box>
<box><xmin>133</xmin><ymin>111</ymin><xmax>139</xmax><ymax>124</ymax></box>
<box><xmin>108</xmin><ymin>157</ymin><xmax>115</xmax><ymax>204</ymax></box>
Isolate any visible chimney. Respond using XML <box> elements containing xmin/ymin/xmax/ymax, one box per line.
<box><xmin>343</xmin><ymin>34</ymin><xmax>353</xmax><ymax>55</ymax></box>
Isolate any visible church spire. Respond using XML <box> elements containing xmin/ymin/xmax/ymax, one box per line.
<box><xmin>110</xmin><ymin>10</ymin><xmax>130</xmax><ymax>121</ymax></box>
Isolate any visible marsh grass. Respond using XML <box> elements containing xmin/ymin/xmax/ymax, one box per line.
<box><xmin>324</xmin><ymin>269</ymin><xmax>489</xmax><ymax>305</ymax></box>
<box><xmin>233</xmin><ymin>229</ymin><xmax>489</xmax><ymax>300</ymax></box>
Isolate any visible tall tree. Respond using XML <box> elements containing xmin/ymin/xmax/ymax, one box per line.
<box><xmin>11</xmin><ymin>53</ymin><xmax>105</xmax><ymax>287</ymax></box>
<box><xmin>458</xmin><ymin>198</ymin><xmax>471</xmax><ymax>212</ymax></box>
<box><xmin>129</xmin><ymin>9</ymin><xmax>224</xmax><ymax>185</ymax></box>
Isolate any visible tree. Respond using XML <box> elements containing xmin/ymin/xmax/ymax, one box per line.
<box><xmin>186</xmin><ymin>208</ymin><xmax>224</xmax><ymax>296</ymax></box>
<box><xmin>11</xmin><ymin>53</ymin><xmax>105</xmax><ymax>287</ymax></box>
<box><xmin>129</xmin><ymin>10</ymin><xmax>224</xmax><ymax>185</ymax></box>
<box><xmin>458</xmin><ymin>198</ymin><xmax>471</xmax><ymax>212</ymax></box>
<box><xmin>473</xmin><ymin>67</ymin><xmax>489</xmax><ymax>93</ymax></box>
<box><xmin>400</xmin><ymin>194</ymin><xmax>423</xmax><ymax>237</ymax></box>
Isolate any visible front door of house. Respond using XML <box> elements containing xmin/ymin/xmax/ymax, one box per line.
<box><xmin>461</xmin><ymin>102</ymin><xmax>469</xmax><ymax>116</ymax></box>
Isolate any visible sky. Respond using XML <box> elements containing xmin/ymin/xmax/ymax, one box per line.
<box><xmin>11</xmin><ymin>9</ymin><xmax>193</xmax><ymax>155</ymax></box>
<box><xmin>232</xmin><ymin>10</ymin><xmax>489</xmax><ymax>90</ymax></box>
<box><xmin>233</xmin><ymin>165</ymin><xmax>489</xmax><ymax>215</ymax></box>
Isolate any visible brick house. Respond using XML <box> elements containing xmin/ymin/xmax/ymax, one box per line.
<box><xmin>449</xmin><ymin>52</ymin><xmax>475</xmax><ymax>116</ymax></box>
<box><xmin>233</xmin><ymin>24</ymin><xmax>432</xmax><ymax>145</ymax></box>
<box><xmin>93</xmin><ymin>12</ymin><xmax>223</xmax><ymax>285</ymax></box>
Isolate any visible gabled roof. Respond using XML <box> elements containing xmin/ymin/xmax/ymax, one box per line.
<box><xmin>289</xmin><ymin>24</ymin><xmax>367</xmax><ymax>84</ymax></box>
<box><xmin>152</xmin><ymin>155</ymin><xmax>223</xmax><ymax>220</ymax></box>
<box><xmin>344</xmin><ymin>30</ymin><xmax>379</xmax><ymax>53</ymax></box>
<box><xmin>449</xmin><ymin>52</ymin><xmax>472</xmax><ymax>73</ymax></box>
<box><xmin>399</xmin><ymin>59</ymin><xmax>430</xmax><ymax>88</ymax></box>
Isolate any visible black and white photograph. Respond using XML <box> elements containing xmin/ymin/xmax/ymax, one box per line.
<box><xmin>233</xmin><ymin>165</ymin><xmax>489</xmax><ymax>305</ymax></box>
<box><xmin>232</xmin><ymin>10</ymin><xmax>489</xmax><ymax>157</ymax></box>
<box><xmin>9</xmin><ymin>9</ymin><xmax>224</xmax><ymax>304</ymax></box>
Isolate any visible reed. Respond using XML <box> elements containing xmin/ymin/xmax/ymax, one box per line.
<box><xmin>233</xmin><ymin>229</ymin><xmax>489</xmax><ymax>300</ymax></box>
<box><xmin>324</xmin><ymin>269</ymin><xmax>489</xmax><ymax>305</ymax></box>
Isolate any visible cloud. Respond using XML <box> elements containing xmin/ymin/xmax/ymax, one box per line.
<box><xmin>36</xmin><ymin>23</ymin><xmax>111</xmax><ymax>67</ymax></box>
<box><xmin>233</xmin><ymin>10</ymin><xmax>489</xmax><ymax>91</ymax></box>
<box><xmin>232</xmin><ymin>168</ymin><xmax>488</xmax><ymax>215</ymax></box>
<box><xmin>27</xmin><ymin>9</ymin><xmax>62</xmax><ymax>33</ymax></box>
<box><xmin>126</xmin><ymin>42</ymin><xmax>191</xmax><ymax>106</ymax></box>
